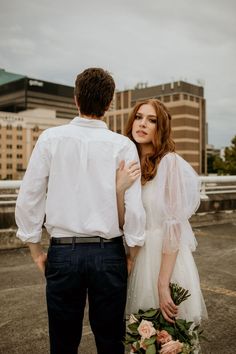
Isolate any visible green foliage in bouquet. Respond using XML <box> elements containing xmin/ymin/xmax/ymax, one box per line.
<box><xmin>125</xmin><ymin>283</ymin><xmax>203</xmax><ymax>354</ymax></box>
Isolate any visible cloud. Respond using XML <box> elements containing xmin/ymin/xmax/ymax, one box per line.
<box><xmin>0</xmin><ymin>0</ymin><xmax>235</xmax><ymax>148</ymax></box>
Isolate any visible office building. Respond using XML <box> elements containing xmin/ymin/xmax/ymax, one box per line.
<box><xmin>0</xmin><ymin>69</ymin><xmax>207</xmax><ymax>176</ymax></box>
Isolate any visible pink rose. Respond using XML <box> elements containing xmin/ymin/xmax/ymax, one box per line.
<box><xmin>137</xmin><ymin>319</ymin><xmax>156</xmax><ymax>339</ymax></box>
<box><xmin>156</xmin><ymin>330</ymin><xmax>172</xmax><ymax>344</ymax></box>
<box><xmin>160</xmin><ymin>340</ymin><xmax>183</xmax><ymax>354</ymax></box>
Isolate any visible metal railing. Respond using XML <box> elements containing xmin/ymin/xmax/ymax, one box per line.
<box><xmin>199</xmin><ymin>176</ymin><xmax>236</xmax><ymax>200</ymax></box>
<box><xmin>0</xmin><ymin>180</ymin><xmax>21</xmax><ymax>206</ymax></box>
<box><xmin>0</xmin><ymin>176</ymin><xmax>236</xmax><ymax>206</ymax></box>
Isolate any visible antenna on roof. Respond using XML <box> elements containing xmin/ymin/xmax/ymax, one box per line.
<box><xmin>196</xmin><ymin>79</ymin><xmax>205</xmax><ymax>87</ymax></box>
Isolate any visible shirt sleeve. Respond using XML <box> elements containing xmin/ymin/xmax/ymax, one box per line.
<box><xmin>156</xmin><ymin>153</ymin><xmax>200</xmax><ymax>253</ymax></box>
<box><xmin>15</xmin><ymin>133</ymin><xmax>50</xmax><ymax>243</ymax></box>
<box><xmin>120</xmin><ymin>141</ymin><xmax>146</xmax><ymax>247</ymax></box>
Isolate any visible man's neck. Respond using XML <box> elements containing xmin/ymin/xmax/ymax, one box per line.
<box><xmin>79</xmin><ymin>113</ymin><xmax>103</xmax><ymax>121</ymax></box>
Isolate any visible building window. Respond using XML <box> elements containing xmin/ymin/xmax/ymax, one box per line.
<box><xmin>17</xmin><ymin>163</ymin><xmax>23</xmax><ymax>170</ymax></box>
<box><xmin>33</xmin><ymin>136</ymin><xmax>38</xmax><ymax>141</ymax></box>
<box><xmin>6</xmin><ymin>174</ymin><xmax>13</xmax><ymax>179</ymax></box>
<box><xmin>195</xmin><ymin>97</ymin><xmax>199</xmax><ymax>103</ymax></box>
<box><xmin>7</xmin><ymin>144</ymin><xmax>12</xmax><ymax>149</ymax></box>
<box><xmin>163</xmin><ymin>96</ymin><xmax>171</xmax><ymax>102</ymax></box>
<box><xmin>33</xmin><ymin>125</ymin><xmax>39</xmax><ymax>132</ymax></box>
<box><xmin>6</xmin><ymin>154</ymin><xmax>12</xmax><ymax>158</ymax></box>
<box><xmin>173</xmin><ymin>94</ymin><xmax>180</xmax><ymax>101</ymax></box>
<box><xmin>7</xmin><ymin>163</ymin><xmax>13</xmax><ymax>169</ymax></box>
<box><xmin>183</xmin><ymin>94</ymin><xmax>188</xmax><ymax>100</ymax></box>
<box><xmin>6</xmin><ymin>124</ymin><xmax>12</xmax><ymax>130</ymax></box>
<box><xmin>109</xmin><ymin>116</ymin><xmax>114</xmax><ymax>131</ymax></box>
<box><xmin>189</xmin><ymin>96</ymin><xmax>194</xmax><ymax>101</ymax></box>
<box><xmin>6</xmin><ymin>135</ymin><xmax>12</xmax><ymax>139</ymax></box>
<box><xmin>116</xmin><ymin>93</ymin><xmax>122</xmax><ymax>110</ymax></box>
<box><xmin>123</xmin><ymin>91</ymin><xmax>129</xmax><ymax>109</ymax></box>
<box><xmin>116</xmin><ymin>114</ymin><xmax>121</xmax><ymax>133</ymax></box>
<box><xmin>17</xmin><ymin>135</ymin><xmax>23</xmax><ymax>140</ymax></box>
<box><xmin>17</xmin><ymin>154</ymin><xmax>23</xmax><ymax>158</ymax></box>
<box><xmin>17</xmin><ymin>125</ymin><xmax>23</xmax><ymax>131</ymax></box>
<box><xmin>124</xmin><ymin>113</ymin><xmax>129</xmax><ymax>123</ymax></box>
<box><xmin>17</xmin><ymin>145</ymin><xmax>22</xmax><ymax>149</ymax></box>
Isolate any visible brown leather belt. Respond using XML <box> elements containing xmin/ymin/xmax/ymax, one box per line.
<box><xmin>50</xmin><ymin>236</ymin><xmax>123</xmax><ymax>245</ymax></box>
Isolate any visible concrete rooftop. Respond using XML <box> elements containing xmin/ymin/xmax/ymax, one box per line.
<box><xmin>0</xmin><ymin>223</ymin><xmax>236</xmax><ymax>354</ymax></box>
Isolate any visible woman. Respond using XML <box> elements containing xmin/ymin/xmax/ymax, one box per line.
<box><xmin>116</xmin><ymin>99</ymin><xmax>207</xmax><ymax>326</ymax></box>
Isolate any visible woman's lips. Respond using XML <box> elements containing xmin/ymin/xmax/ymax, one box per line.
<box><xmin>136</xmin><ymin>130</ymin><xmax>147</xmax><ymax>137</ymax></box>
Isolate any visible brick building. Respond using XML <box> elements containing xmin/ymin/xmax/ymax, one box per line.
<box><xmin>0</xmin><ymin>69</ymin><xmax>207</xmax><ymax>177</ymax></box>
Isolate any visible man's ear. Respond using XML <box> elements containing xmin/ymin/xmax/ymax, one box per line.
<box><xmin>74</xmin><ymin>96</ymin><xmax>79</xmax><ymax>109</ymax></box>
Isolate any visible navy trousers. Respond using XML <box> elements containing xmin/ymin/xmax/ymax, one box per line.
<box><xmin>45</xmin><ymin>240</ymin><xmax>127</xmax><ymax>354</ymax></box>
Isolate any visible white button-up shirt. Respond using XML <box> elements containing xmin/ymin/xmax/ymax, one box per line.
<box><xmin>15</xmin><ymin>117</ymin><xmax>146</xmax><ymax>247</ymax></box>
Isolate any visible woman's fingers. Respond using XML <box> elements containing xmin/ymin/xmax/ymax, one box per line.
<box><xmin>161</xmin><ymin>309</ymin><xmax>175</xmax><ymax>324</ymax></box>
<box><xmin>127</xmin><ymin>161</ymin><xmax>140</xmax><ymax>172</ymax></box>
<box><xmin>166</xmin><ymin>300</ymin><xmax>178</xmax><ymax>313</ymax></box>
<box><xmin>127</xmin><ymin>162</ymin><xmax>141</xmax><ymax>176</ymax></box>
<box><xmin>127</xmin><ymin>161</ymin><xmax>139</xmax><ymax>169</ymax></box>
<box><xmin>160</xmin><ymin>299</ymin><xmax>178</xmax><ymax>323</ymax></box>
<box><xmin>163</xmin><ymin>304</ymin><xmax>177</xmax><ymax>317</ymax></box>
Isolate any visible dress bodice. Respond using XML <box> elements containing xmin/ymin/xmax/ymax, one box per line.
<box><xmin>142</xmin><ymin>176</ymin><xmax>160</xmax><ymax>231</ymax></box>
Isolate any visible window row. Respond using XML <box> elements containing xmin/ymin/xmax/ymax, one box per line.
<box><xmin>0</xmin><ymin>135</ymin><xmax>23</xmax><ymax>140</ymax></box>
<box><xmin>0</xmin><ymin>124</ymin><xmax>23</xmax><ymax>130</ymax></box>
<box><xmin>0</xmin><ymin>154</ymin><xmax>23</xmax><ymax>158</ymax></box>
<box><xmin>0</xmin><ymin>163</ymin><xmax>23</xmax><ymax>169</ymax></box>
<box><xmin>4</xmin><ymin>145</ymin><xmax>23</xmax><ymax>149</ymax></box>
<box><xmin>162</xmin><ymin>94</ymin><xmax>200</xmax><ymax>103</ymax></box>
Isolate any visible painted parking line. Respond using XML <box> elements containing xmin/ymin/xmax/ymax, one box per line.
<box><xmin>201</xmin><ymin>283</ymin><xmax>236</xmax><ymax>297</ymax></box>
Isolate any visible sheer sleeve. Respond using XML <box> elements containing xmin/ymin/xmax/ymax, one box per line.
<box><xmin>156</xmin><ymin>153</ymin><xmax>200</xmax><ymax>253</ymax></box>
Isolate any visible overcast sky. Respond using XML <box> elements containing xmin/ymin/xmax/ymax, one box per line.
<box><xmin>0</xmin><ymin>0</ymin><xmax>235</xmax><ymax>148</ymax></box>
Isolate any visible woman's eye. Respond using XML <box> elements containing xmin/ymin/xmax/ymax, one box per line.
<box><xmin>135</xmin><ymin>115</ymin><xmax>142</xmax><ymax>120</ymax></box>
<box><xmin>149</xmin><ymin>119</ymin><xmax>157</xmax><ymax>124</ymax></box>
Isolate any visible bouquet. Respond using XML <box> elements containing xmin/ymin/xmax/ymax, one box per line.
<box><xmin>125</xmin><ymin>283</ymin><xmax>203</xmax><ymax>354</ymax></box>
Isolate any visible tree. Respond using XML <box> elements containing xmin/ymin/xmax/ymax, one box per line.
<box><xmin>213</xmin><ymin>135</ymin><xmax>236</xmax><ymax>175</ymax></box>
<box><xmin>207</xmin><ymin>154</ymin><xmax>218</xmax><ymax>174</ymax></box>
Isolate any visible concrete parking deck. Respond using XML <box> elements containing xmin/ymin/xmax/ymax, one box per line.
<box><xmin>0</xmin><ymin>223</ymin><xmax>236</xmax><ymax>354</ymax></box>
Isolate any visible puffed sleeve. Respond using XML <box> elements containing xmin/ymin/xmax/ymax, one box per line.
<box><xmin>156</xmin><ymin>153</ymin><xmax>200</xmax><ymax>253</ymax></box>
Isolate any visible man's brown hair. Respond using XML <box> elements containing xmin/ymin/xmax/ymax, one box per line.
<box><xmin>74</xmin><ymin>68</ymin><xmax>115</xmax><ymax>117</ymax></box>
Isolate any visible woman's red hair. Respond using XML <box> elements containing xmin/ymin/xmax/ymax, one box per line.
<box><xmin>125</xmin><ymin>99</ymin><xmax>175</xmax><ymax>185</ymax></box>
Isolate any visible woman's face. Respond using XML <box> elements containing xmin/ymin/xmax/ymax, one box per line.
<box><xmin>132</xmin><ymin>103</ymin><xmax>157</xmax><ymax>146</ymax></box>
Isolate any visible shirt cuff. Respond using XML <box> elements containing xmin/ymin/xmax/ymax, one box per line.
<box><xmin>16</xmin><ymin>229</ymin><xmax>42</xmax><ymax>243</ymax></box>
<box><xmin>124</xmin><ymin>232</ymin><xmax>146</xmax><ymax>247</ymax></box>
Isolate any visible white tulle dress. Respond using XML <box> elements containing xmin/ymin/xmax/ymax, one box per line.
<box><xmin>126</xmin><ymin>153</ymin><xmax>208</xmax><ymax>324</ymax></box>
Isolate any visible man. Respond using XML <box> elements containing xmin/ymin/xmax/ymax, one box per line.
<box><xmin>15</xmin><ymin>68</ymin><xmax>145</xmax><ymax>354</ymax></box>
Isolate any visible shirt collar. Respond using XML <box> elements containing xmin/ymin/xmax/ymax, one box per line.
<box><xmin>70</xmin><ymin>116</ymin><xmax>108</xmax><ymax>129</ymax></box>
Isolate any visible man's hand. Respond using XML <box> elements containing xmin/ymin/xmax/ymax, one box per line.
<box><xmin>27</xmin><ymin>242</ymin><xmax>47</xmax><ymax>274</ymax></box>
<box><xmin>34</xmin><ymin>252</ymin><xmax>47</xmax><ymax>273</ymax></box>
